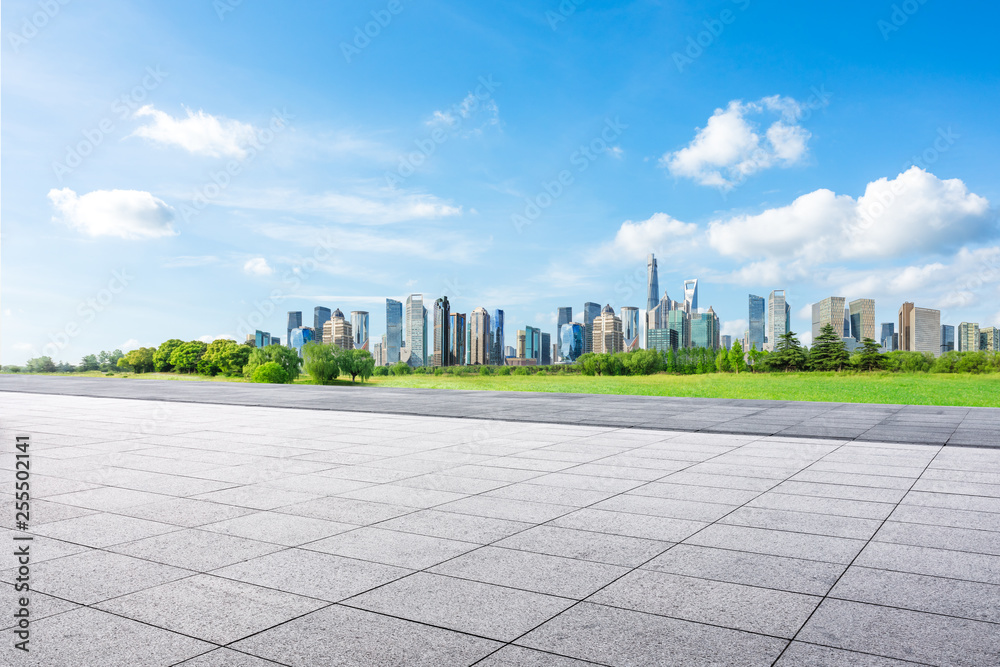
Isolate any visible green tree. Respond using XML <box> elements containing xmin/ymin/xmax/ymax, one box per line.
<box><xmin>169</xmin><ymin>341</ymin><xmax>207</xmax><ymax>373</ymax></box>
<box><xmin>154</xmin><ymin>339</ymin><xmax>184</xmax><ymax>372</ymax></box>
<box><xmin>728</xmin><ymin>340</ymin><xmax>747</xmax><ymax>373</ymax></box>
<box><xmin>857</xmin><ymin>338</ymin><xmax>885</xmax><ymax>372</ymax></box>
<box><xmin>244</xmin><ymin>344</ymin><xmax>301</xmax><ymax>382</ymax></box>
<box><xmin>389</xmin><ymin>361</ymin><xmax>412</xmax><ymax>376</ymax></box>
<box><xmin>26</xmin><ymin>356</ymin><xmax>57</xmax><ymax>373</ymax></box>
<box><xmin>767</xmin><ymin>331</ymin><xmax>808</xmax><ymax>372</ymax></box>
<box><xmin>117</xmin><ymin>347</ymin><xmax>155</xmax><ymax>373</ymax></box>
<box><xmin>339</xmin><ymin>349</ymin><xmax>375</xmax><ymax>383</ymax></box>
<box><xmin>250</xmin><ymin>361</ymin><xmax>289</xmax><ymax>384</ymax></box>
<box><xmin>218</xmin><ymin>342</ymin><xmax>253</xmax><ymax>376</ymax></box>
<box><xmin>302</xmin><ymin>342</ymin><xmax>340</xmax><ymax>384</ymax></box>
<box><xmin>810</xmin><ymin>324</ymin><xmax>850</xmax><ymax>371</ymax></box>
<box><xmin>79</xmin><ymin>354</ymin><xmax>100</xmax><ymax>371</ymax></box>
<box><xmin>715</xmin><ymin>348</ymin><xmax>732</xmax><ymax>373</ymax></box>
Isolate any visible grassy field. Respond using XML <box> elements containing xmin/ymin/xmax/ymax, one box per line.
<box><xmin>27</xmin><ymin>369</ymin><xmax>1000</xmax><ymax>407</ymax></box>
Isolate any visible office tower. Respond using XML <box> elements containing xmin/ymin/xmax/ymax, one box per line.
<box><xmin>466</xmin><ymin>325</ymin><xmax>472</xmax><ymax>365</ymax></box>
<box><xmin>767</xmin><ymin>290</ymin><xmax>789</xmax><ymax>351</ymax></box>
<box><xmin>881</xmin><ymin>323</ymin><xmax>896</xmax><ymax>350</ymax></box>
<box><xmin>556</xmin><ymin>307</ymin><xmax>573</xmax><ymax>361</ymax></box>
<box><xmin>849</xmin><ymin>299</ymin><xmax>876</xmax><ymax>342</ymax></box>
<box><xmin>524</xmin><ymin>325</ymin><xmax>541</xmax><ymax>363</ymax></box>
<box><xmin>812</xmin><ymin>297</ymin><xmax>846</xmax><ymax>342</ymax></box>
<box><xmin>449</xmin><ymin>313</ymin><xmax>466</xmax><ymax>366</ymax></box>
<box><xmin>646</xmin><ymin>254</ymin><xmax>659</xmax><ymax>313</ymax></box>
<box><xmin>683</xmin><ymin>279</ymin><xmax>699</xmax><ymax>313</ymax></box>
<box><xmin>843</xmin><ymin>308</ymin><xmax>851</xmax><ymax>338</ymax></box>
<box><xmin>981</xmin><ymin>326</ymin><xmax>998</xmax><ymax>351</ymax></box>
<box><xmin>667</xmin><ymin>310</ymin><xmax>690</xmax><ymax>349</ymax></box>
<box><xmin>691</xmin><ymin>307</ymin><xmax>720</xmax><ymax>350</ymax></box>
<box><xmin>350</xmin><ymin>311</ymin><xmax>369</xmax><ymax>350</ymax></box>
<box><xmin>469</xmin><ymin>307</ymin><xmax>490</xmax><ymax>365</ymax></box>
<box><xmin>647</xmin><ymin>328</ymin><xmax>679</xmax><ymax>353</ymax></box>
<box><xmin>621</xmin><ymin>306</ymin><xmax>640</xmax><ymax>352</ymax></box>
<box><xmin>721</xmin><ymin>335</ymin><xmax>732</xmax><ymax>350</ymax></box>
<box><xmin>405</xmin><ymin>295</ymin><xmax>427</xmax><ymax>366</ymax></box>
<box><xmin>254</xmin><ymin>330</ymin><xmax>271</xmax><ymax>348</ymax></box>
<box><xmin>898</xmin><ymin>303</ymin><xmax>941</xmax><ymax>356</ymax></box>
<box><xmin>958</xmin><ymin>322</ymin><xmax>980</xmax><ymax>352</ymax></box>
<box><xmin>286</xmin><ymin>311</ymin><xmax>302</xmax><ymax>347</ymax></box>
<box><xmin>541</xmin><ymin>333</ymin><xmax>551</xmax><ymax>365</ymax></box>
<box><xmin>504</xmin><ymin>345</ymin><xmax>515</xmax><ymax>359</ymax></box>
<box><xmin>313</xmin><ymin>307</ymin><xmax>331</xmax><ymax>339</ymax></box>
<box><xmin>559</xmin><ymin>322</ymin><xmax>585</xmax><ymax>362</ymax></box>
<box><xmin>748</xmin><ymin>294</ymin><xmax>766</xmax><ymax>351</ymax></box>
<box><xmin>591</xmin><ymin>305</ymin><xmax>624</xmax><ymax>354</ymax></box>
<box><xmin>583</xmin><ymin>302</ymin><xmax>601</xmax><ymax>354</ymax></box>
<box><xmin>489</xmin><ymin>309</ymin><xmax>505</xmax><ymax>365</ymax></box>
<box><xmin>373</xmin><ymin>342</ymin><xmax>384</xmax><ymax>366</ymax></box>
<box><xmin>516</xmin><ymin>330</ymin><xmax>526</xmax><ymax>358</ymax></box>
<box><xmin>941</xmin><ymin>325</ymin><xmax>955</xmax><ymax>354</ymax></box>
<box><xmin>433</xmin><ymin>296</ymin><xmax>450</xmax><ymax>366</ymax></box>
<box><xmin>385</xmin><ymin>299</ymin><xmax>403</xmax><ymax>364</ymax></box>
<box><xmin>272</xmin><ymin>336</ymin><xmax>280</xmax><ymax>346</ymax></box>
<box><xmin>288</xmin><ymin>327</ymin><xmax>314</xmax><ymax>355</ymax></box>
<box><xmin>323</xmin><ymin>309</ymin><xmax>353</xmax><ymax>350</ymax></box>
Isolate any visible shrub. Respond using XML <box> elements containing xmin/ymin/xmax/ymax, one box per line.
<box><xmin>513</xmin><ymin>367</ymin><xmax>529</xmax><ymax>375</ymax></box>
<box><xmin>389</xmin><ymin>361</ymin><xmax>412</xmax><ymax>376</ymax></box>
<box><xmin>496</xmin><ymin>366</ymin><xmax>511</xmax><ymax>375</ymax></box>
<box><xmin>479</xmin><ymin>365</ymin><xmax>493</xmax><ymax>376</ymax></box>
<box><xmin>373</xmin><ymin>366</ymin><xmax>389</xmax><ymax>376</ymax></box>
<box><xmin>302</xmin><ymin>342</ymin><xmax>339</xmax><ymax>384</ymax></box>
<box><xmin>250</xmin><ymin>361</ymin><xmax>289</xmax><ymax>384</ymax></box>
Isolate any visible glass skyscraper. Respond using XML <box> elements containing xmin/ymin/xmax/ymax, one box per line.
<box><xmin>386</xmin><ymin>299</ymin><xmax>403</xmax><ymax>364</ymax></box>
<box><xmin>583</xmin><ymin>302</ymin><xmax>601</xmax><ymax>354</ymax></box>
<box><xmin>489</xmin><ymin>309</ymin><xmax>504</xmax><ymax>365</ymax></box>
<box><xmin>621</xmin><ymin>306</ymin><xmax>640</xmax><ymax>352</ymax></box>
<box><xmin>541</xmin><ymin>332</ymin><xmax>551</xmax><ymax>365</ymax></box>
<box><xmin>449</xmin><ymin>312</ymin><xmax>466</xmax><ymax>366</ymax></box>
<box><xmin>351</xmin><ymin>311</ymin><xmax>369</xmax><ymax>350</ymax></box>
<box><xmin>433</xmin><ymin>296</ymin><xmax>451</xmax><ymax>366</ymax></box>
<box><xmin>684</xmin><ymin>279</ymin><xmax>699</xmax><ymax>313</ymax></box>
<box><xmin>289</xmin><ymin>327</ymin><xmax>313</xmax><ymax>355</ymax></box>
<box><xmin>881</xmin><ymin>322</ymin><xmax>896</xmax><ymax>350</ymax></box>
<box><xmin>940</xmin><ymin>324</ymin><xmax>955</xmax><ymax>354</ymax></box>
<box><xmin>405</xmin><ymin>295</ymin><xmax>427</xmax><ymax>367</ymax></box>
<box><xmin>313</xmin><ymin>307</ymin><xmax>331</xmax><ymax>342</ymax></box>
<box><xmin>767</xmin><ymin>290</ymin><xmax>789</xmax><ymax>351</ymax></box>
<box><xmin>286</xmin><ymin>311</ymin><xmax>302</xmax><ymax>347</ymax></box>
<box><xmin>646</xmin><ymin>254</ymin><xmax>659</xmax><ymax>313</ymax></box>
<box><xmin>525</xmin><ymin>325</ymin><xmax>540</xmax><ymax>363</ymax></box>
<box><xmin>559</xmin><ymin>322</ymin><xmax>585</xmax><ymax>362</ymax></box>
<box><xmin>849</xmin><ymin>299</ymin><xmax>876</xmax><ymax>342</ymax></box>
<box><xmin>748</xmin><ymin>295</ymin><xmax>765</xmax><ymax>351</ymax></box>
<box><xmin>556</xmin><ymin>307</ymin><xmax>572</xmax><ymax>361</ymax></box>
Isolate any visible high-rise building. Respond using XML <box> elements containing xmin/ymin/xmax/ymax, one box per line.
<box><xmin>556</xmin><ymin>307</ymin><xmax>572</xmax><ymax>361</ymax></box>
<box><xmin>748</xmin><ymin>294</ymin><xmax>766</xmax><ymax>351</ymax></box>
<box><xmin>843</xmin><ymin>308</ymin><xmax>851</xmax><ymax>338</ymax></box>
<box><xmin>881</xmin><ymin>323</ymin><xmax>896</xmax><ymax>351</ymax></box>
<box><xmin>373</xmin><ymin>341</ymin><xmax>385</xmax><ymax>366</ymax></box>
<box><xmin>351</xmin><ymin>311</ymin><xmax>369</xmax><ymax>350</ymax></box>
<box><xmin>386</xmin><ymin>299</ymin><xmax>403</xmax><ymax>364</ymax></box>
<box><xmin>647</xmin><ymin>328</ymin><xmax>679</xmax><ymax>353</ymax></box>
<box><xmin>898</xmin><ymin>303</ymin><xmax>941</xmax><ymax>356</ymax></box>
<box><xmin>721</xmin><ymin>335</ymin><xmax>732</xmax><ymax>350</ymax></box>
<box><xmin>583</xmin><ymin>302</ymin><xmax>601</xmax><ymax>354</ymax></box>
<box><xmin>504</xmin><ymin>345</ymin><xmax>515</xmax><ymax>359</ymax></box>
<box><xmin>767</xmin><ymin>290</ymin><xmax>789</xmax><ymax>351</ymax></box>
<box><xmin>646</xmin><ymin>254</ymin><xmax>659</xmax><ymax>313</ymax></box>
<box><xmin>288</xmin><ymin>327</ymin><xmax>314</xmax><ymax>356</ymax></box>
<box><xmin>313</xmin><ymin>307</ymin><xmax>331</xmax><ymax>339</ymax></box>
<box><xmin>286</xmin><ymin>312</ymin><xmax>302</xmax><ymax>347</ymax></box>
<box><xmin>667</xmin><ymin>310</ymin><xmax>690</xmax><ymax>349</ymax></box>
<box><xmin>469</xmin><ymin>307</ymin><xmax>490</xmax><ymax>365</ymax></box>
<box><xmin>690</xmin><ymin>307</ymin><xmax>720</xmax><ymax>350</ymax></box>
<box><xmin>941</xmin><ymin>325</ymin><xmax>955</xmax><ymax>354</ymax></box>
<box><xmin>559</xmin><ymin>322</ymin><xmax>585</xmax><ymax>362</ymax></box>
<box><xmin>449</xmin><ymin>312</ymin><xmax>466</xmax><ymax>366</ymax></box>
<box><xmin>489</xmin><ymin>309</ymin><xmax>505</xmax><ymax>365</ymax></box>
<box><xmin>323</xmin><ymin>309</ymin><xmax>353</xmax><ymax>350</ymax></box>
<box><xmin>433</xmin><ymin>296</ymin><xmax>450</xmax><ymax>367</ymax></box>
<box><xmin>405</xmin><ymin>295</ymin><xmax>427</xmax><ymax>367</ymax></box>
<box><xmin>849</xmin><ymin>299</ymin><xmax>876</xmax><ymax>342</ymax></box>
<box><xmin>958</xmin><ymin>322</ymin><xmax>980</xmax><ymax>352</ymax></box>
<box><xmin>684</xmin><ymin>279</ymin><xmax>699</xmax><ymax>313</ymax></box>
<box><xmin>621</xmin><ymin>306</ymin><xmax>640</xmax><ymax>352</ymax></box>
<box><xmin>525</xmin><ymin>325</ymin><xmax>541</xmax><ymax>364</ymax></box>
<box><xmin>516</xmin><ymin>330</ymin><xmax>526</xmax><ymax>358</ymax></box>
<box><xmin>592</xmin><ymin>305</ymin><xmax>624</xmax><ymax>354</ymax></box>
<box><xmin>812</xmin><ymin>297</ymin><xmax>846</xmax><ymax>343</ymax></box>
<box><xmin>254</xmin><ymin>330</ymin><xmax>271</xmax><ymax>348</ymax></box>
<box><xmin>981</xmin><ymin>326</ymin><xmax>998</xmax><ymax>352</ymax></box>
<box><xmin>541</xmin><ymin>332</ymin><xmax>551</xmax><ymax>365</ymax></box>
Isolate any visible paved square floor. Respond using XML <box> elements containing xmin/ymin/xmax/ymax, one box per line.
<box><xmin>2</xmin><ymin>392</ymin><xmax>999</xmax><ymax>666</ymax></box>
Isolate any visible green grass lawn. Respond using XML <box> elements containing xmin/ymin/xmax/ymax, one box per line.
<box><xmin>29</xmin><ymin>369</ymin><xmax>1000</xmax><ymax>407</ymax></box>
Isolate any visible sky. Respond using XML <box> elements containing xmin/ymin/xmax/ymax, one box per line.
<box><xmin>2</xmin><ymin>0</ymin><xmax>999</xmax><ymax>364</ymax></box>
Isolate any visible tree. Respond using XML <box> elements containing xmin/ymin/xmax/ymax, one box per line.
<box><xmin>218</xmin><ymin>342</ymin><xmax>253</xmax><ymax>376</ymax></box>
<box><xmin>250</xmin><ymin>361</ymin><xmax>289</xmax><ymax>384</ymax></box>
<box><xmin>810</xmin><ymin>324</ymin><xmax>850</xmax><ymax>371</ymax></box>
<box><xmin>728</xmin><ymin>340</ymin><xmax>747</xmax><ymax>374</ymax></box>
<box><xmin>767</xmin><ymin>331</ymin><xmax>808</xmax><ymax>372</ymax></box>
<box><xmin>25</xmin><ymin>356</ymin><xmax>57</xmax><ymax>373</ymax></box>
<box><xmin>339</xmin><ymin>349</ymin><xmax>375</xmax><ymax>383</ymax></box>
<box><xmin>244</xmin><ymin>344</ymin><xmax>301</xmax><ymax>382</ymax></box>
<box><xmin>117</xmin><ymin>347</ymin><xmax>155</xmax><ymax>373</ymax></box>
<box><xmin>302</xmin><ymin>342</ymin><xmax>340</xmax><ymax>384</ymax></box>
<box><xmin>168</xmin><ymin>341</ymin><xmax>207</xmax><ymax>373</ymax></box>
<box><xmin>79</xmin><ymin>354</ymin><xmax>100</xmax><ymax>371</ymax></box>
<box><xmin>715</xmin><ymin>349</ymin><xmax>732</xmax><ymax>373</ymax></box>
<box><xmin>154</xmin><ymin>339</ymin><xmax>184</xmax><ymax>372</ymax></box>
<box><xmin>857</xmin><ymin>338</ymin><xmax>885</xmax><ymax>372</ymax></box>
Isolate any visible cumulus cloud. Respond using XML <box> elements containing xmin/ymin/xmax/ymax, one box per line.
<box><xmin>243</xmin><ymin>257</ymin><xmax>273</xmax><ymax>276</ymax></box>
<box><xmin>707</xmin><ymin>168</ymin><xmax>994</xmax><ymax>263</ymax></box>
<box><xmin>607</xmin><ymin>212</ymin><xmax>699</xmax><ymax>260</ymax></box>
<box><xmin>131</xmin><ymin>105</ymin><xmax>258</xmax><ymax>158</ymax></box>
<box><xmin>662</xmin><ymin>96</ymin><xmax>812</xmax><ymax>188</ymax></box>
<box><xmin>118</xmin><ymin>339</ymin><xmax>141</xmax><ymax>352</ymax></box>
<box><xmin>48</xmin><ymin>188</ymin><xmax>177</xmax><ymax>239</ymax></box>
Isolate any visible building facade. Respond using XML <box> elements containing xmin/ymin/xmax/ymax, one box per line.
<box><xmin>646</xmin><ymin>254</ymin><xmax>659</xmax><ymax>313</ymax></box>
<box><xmin>899</xmin><ymin>303</ymin><xmax>942</xmax><ymax>356</ymax></box>
<box><xmin>767</xmin><ymin>290</ymin><xmax>789</xmax><ymax>351</ymax></box>
<box><xmin>941</xmin><ymin>324</ymin><xmax>955</xmax><ymax>354</ymax></box>
<box><xmin>690</xmin><ymin>307</ymin><xmax>720</xmax><ymax>350</ymax></box>
<box><xmin>405</xmin><ymin>294</ymin><xmax>427</xmax><ymax>367</ymax></box>
<box><xmin>647</xmin><ymin>328</ymin><xmax>679</xmax><ymax>353</ymax></box>
<box><xmin>981</xmin><ymin>326</ymin><xmax>999</xmax><ymax>352</ymax></box>
<box><xmin>449</xmin><ymin>312</ymin><xmax>466</xmax><ymax>366</ymax></box>
<box><xmin>849</xmin><ymin>298</ymin><xmax>876</xmax><ymax>342</ymax></box>
<box><xmin>748</xmin><ymin>294</ymin><xmax>766</xmax><ymax>351</ymax></box>
<box><xmin>323</xmin><ymin>309</ymin><xmax>353</xmax><ymax>350</ymax></box>
<box><xmin>881</xmin><ymin>323</ymin><xmax>896</xmax><ymax>351</ymax></box>
<box><xmin>684</xmin><ymin>279</ymin><xmax>699</xmax><ymax>313</ymax></box>
<box><xmin>621</xmin><ymin>306</ymin><xmax>640</xmax><ymax>352</ymax></box>
<box><xmin>958</xmin><ymin>322</ymin><xmax>980</xmax><ymax>352</ymax></box>
<box><xmin>386</xmin><ymin>299</ymin><xmax>403</xmax><ymax>364</ymax></box>
<box><xmin>812</xmin><ymin>297</ymin><xmax>846</xmax><ymax>343</ymax></box>
<box><xmin>489</xmin><ymin>309</ymin><xmax>505</xmax><ymax>365</ymax></box>
<box><xmin>583</xmin><ymin>302</ymin><xmax>601</xmax><ymax>354</ymax></box>
<box><xmin>254</xmin><ymin>330</ymin><xmax>271</xmax><ymax>348</ymax></box>
<box><xmin>541</xmin><ymin>332</ymin><xmax>551</xmax><ymax>365</ymax></box>
<box><xmin>591</xmin><ymin>305</ymin><xmax>624</xmax><ymax>354</ymax></box>
<box><xmin>313</xmin><ymin>307</ymin><xmax>331</xmax><ymax>339</ymax></box>
<box><xmin>469</xmin><ymin>307</ymin><xmax>490</xmax><ymax>365</ymax></box>
<box><xmin>286</xmin><ymin>312</ymin><xmax>302</xmax><ymax>347</ymax></box>
<box><xmin>559</xmin><ymin>322</ymin><xmax>585</xmax><ymax>362</ymax></box>
<box><xmin>351</xmin><ymin>311</ymin><xmax>369</xmax><ymax>350</ymax></box>
<box><xmin>556</xmin><ymin>307</ymin><xmax>572</xmax><ymax>361</ymax></box>
<box><xmin>433</xmin><ymin>296</ymin><xmax>450</xmax><ymax>366</ymax></box>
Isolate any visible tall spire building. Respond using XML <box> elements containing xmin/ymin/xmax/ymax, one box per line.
<box><xmin>646</xmin><ymin>254</ymin><xmax>659</xmax><ymax>313</ymax></box>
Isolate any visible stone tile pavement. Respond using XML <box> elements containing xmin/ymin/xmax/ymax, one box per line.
<box><xmin>1</xmin><ymin>391</ymin><xmax>999</xmax><ymax>666</ymax></box>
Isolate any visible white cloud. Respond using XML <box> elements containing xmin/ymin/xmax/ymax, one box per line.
<box><xmin>118</xmin><ymin>339</ymin><xmax>141</xmax><ymax>352</ymax></box>
<box><xmin>243</xmin><ymin>257</ymin><xmax>273</xmax><ymax>276</ymax></box>
<box><xmin>232</xmin><ymin>187</ymin><xmax>462</xmax><ymax>225</ymax></box>
<box><xmin>607</xmin><ymin>212</ymin><xmax>699</xmax><ymax>261</ymax></box>
<box><xmin>722</xmin><ymin>319</ymin><xmax>747</xmax><ymax>337</ymax></box>
<box><xmin>708</xmin><ymin>168</ymin><xmax>994</xmax><ymax>263</ymax></box>
<box><xmin>662</xmin><ymin>96</ymin><xmax>812</xmax><ymax>189</ymax></box>
<box><xmin>48</xmin><ymin>188</ymin><xmax>177</xmax><ymax>239</ymax></box>
<box><xmin>163</xmin><ymin>255</ymin><xmax>220</xmax><ymax>268</ymax></box>
<box><xmin>131</xmin><ymin>105</ymin><xmax>258</xmax><ymax>158</ymax></box>
<box><xmin>198</xmin><ymin>334</ymin><xmax>237</xmax><ymax>343</ymax></box>
<box><xmin>428</xmin><ymin>93</ymin><xmax>500</xmax><ymax>136</ymax></box>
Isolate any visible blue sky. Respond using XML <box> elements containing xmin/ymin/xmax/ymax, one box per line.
<box><xmin>3</xmin><ymin>0</ymin><xmax>999</xmax><ymax>364</ymax></box>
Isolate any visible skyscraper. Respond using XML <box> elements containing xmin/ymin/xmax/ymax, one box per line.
<box><xmin>843</xmin><ymin>308</ymin><xmax>851</xmax><ymax>338</ymax></box>
<box><xmin>812</xmin><ymin>297</ymin><xmax>846</xmax><ymax>342</ymax></box>
<box><xmin>690</xmin><ymin>307</ymin><xmax>720</xmax><ymax>350</ymax></box>
<box><xmin>583</xmin><ymin>302</ymin><xmax>601</xmax><ymax>354</ymax></box>
<box><xmin>667</xmin><ymin>310</ymin><xmax>690</xmax><ymax>349</ymax></box>
<box><xmin>981</xmin><ymin>327</ymin><xmax>998</xmax><ymax>352</ymax></box>
<box><xmin>541</xmin><ymin>332</ymin><xmax>551</xmax><ymax>365</ymax></box>
<box><xmin>405</xmin><ymin>295</ymin><xmax>427</xmax><ymax>367</ymax></box>
<box><xmin>286</xmin><ymin>312</ymin><xmax>302</xmax><ymax>347</ymax></box>
<box><xmin>433</xmin><ymin>297</ymin><xmax>450</xmax><ymax>367</ymax></box>
<box><xmin>469</xmin><ymin>307</ymin><xmax>490</xmax><ymax>365</ymax></box>
<box><xmin>556</xmin><ymin>307</ymin><xmax>572</xmax><ymax>361</ymax></box>
<box><xmin>559</xmin><ymin>322</ymin><xmax>585</xmax><ymax>362</ymax></box>
<box><xmin>351</xmin><ymin>311</ymin><xmax>369</xmax><ymax>350</ymax></box>
<box><xmin>313</xmin><ymin>307</ymin><xmax>331</xmax><ymax>339</ymax></box>
<box><xmin>324</xmin><ymin>309</ymin><xmax>353</xmax><ymax>350</ymax></box>
<box><xmin>288</xmin><ymin>327</ymin><xmax>313</xmax><ymax>355</ymax></box>
<box><xmin>881</xmin><ymin>323</ymin><xmax>896</xmax><ymax>350</ymax></box>
<box><xmin>646</xmin><ymin>254</ymin><xmax>659</xmax><ymax>313</ymax></box>
<box><xmin>941</xmin><ymin>324</ymin><xmax>955</xmax><ymax>354</ymax></box>
<box><xmin>849</xmin><ymin>299</ymin><xmax>876</xmax><ymax>342</ymax></box>
<box><xmin>525</xmin><ymin>325</ymin><xmax>541</xmax><ymax>363</ymax></box>
<box><xmin>899</xmin><ymin>303</ymin><xmax>941</xmax><ymax>356</ymax></box>
<box><xmin>386</xmin><ymin>299</ymin><xmax>403</xmax><ymax>364</ymax></box>
<box><xmin>748</xmin><ymin>294</ymin><xmax>765</xmax><ymax>351</ymax></box>
<box><xmin>516</xmin><ymin>330</ymin><xmax>526</xmax><ymax>358</ymax></box>
<box><xmin>449</xmin><ymin>312</ymin><xmax>466</xmax><ymax>366</ymax></box>
<box><xmin>958</xmin><ymin>322</ymin><xmax>980</xmax><ymax>352</ymax></box>
<box><xmin>767</xmin><ymin>290</ymin><xmax>789</xmax><ymax>351</ymax></box>
<box><xmin>591</xmin><ymin>305</ymin><xmax>624</xmax><ymax>353</ymax></box>
<box><xmin>489</xmin><ymin>309</ymin><xmax>505</xmax><ymax>365</ymax></box>
<box><xmin>621</xmin><ymin>306</ymin><xmax>640</xmax><ymax>352</ymax></box>
<box><xmin>684</xmin><ymin>279</ymin><xmax>699</xmax><ymax>313</ymax></box>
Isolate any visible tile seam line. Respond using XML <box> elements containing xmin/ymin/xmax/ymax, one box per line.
<box><xmin>0</xmin><ymin>387</ymin><xmax>972</xmax><ymax>448</ymax></box>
